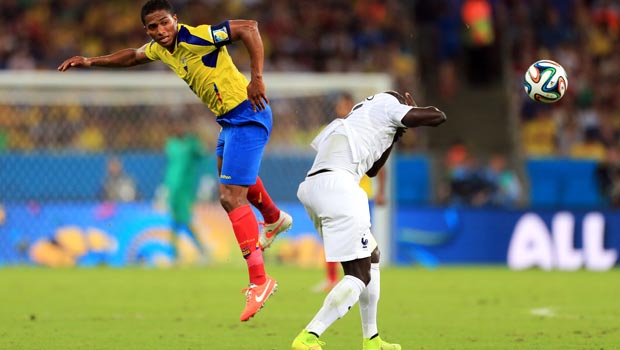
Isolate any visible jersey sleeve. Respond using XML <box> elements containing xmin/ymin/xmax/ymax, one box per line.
<box><xmin>143</xmin><ymin>41</ymin><xmax>159</xmax><ymax>61</ymax></box>
<box><xmin>383</xmin><ymin>94</ymin><xmax>411</xmax><ymax>128</ymax></box>
<box><xmin>209</xmin><ymin>21</ymin><xmax>232</xmax><ymax>48</ymax></box>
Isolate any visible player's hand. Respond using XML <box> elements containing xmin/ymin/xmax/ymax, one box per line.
<box><xmin>57</xmin><ymin>56</ymin><xmax>91</xmax><ymax>72</ymax></box>
<box><xmin>247</xmin><ymin>77</ymin><xmax>269</xmax><ymax>112</ymax></box>
<box><xmin>405</xmin><ymin>92</ymin><xmax>417</xmax><ymax>107</ymax></box>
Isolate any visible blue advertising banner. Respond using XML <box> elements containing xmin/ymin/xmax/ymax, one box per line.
<box><xmin>396</xmin><ymin>206</ymin><xmax>620</xmax><ymax>270</ymax></box>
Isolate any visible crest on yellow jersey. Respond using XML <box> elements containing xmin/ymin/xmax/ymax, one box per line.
<box><xmin>212</xmin><ymin>27</ymin><xmax>229</xmax><ymax>43</ymax></box>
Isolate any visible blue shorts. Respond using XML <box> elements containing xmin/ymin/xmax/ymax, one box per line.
<box><xmin>215</xmin><ymin>104</ymin><xmax>272</xmax><ymax>186</ymax></box>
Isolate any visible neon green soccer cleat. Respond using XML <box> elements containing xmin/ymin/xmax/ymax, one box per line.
<box><xmin>362</xmin><ymin>336</ymin><xmax>402</xmax><ymax>350</ymax></box>
<box><xmin>291</xmin><ymin>330</ymin><xmax>326</xmax><ymax>350</ymax></box>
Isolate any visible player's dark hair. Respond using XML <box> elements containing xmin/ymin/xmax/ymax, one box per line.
<box><xmin>141</xmin><ymin>0</ymin><xmax>175</xmax><ymax>25</ymax></box>
<box><xmin>385</xmin><ymin>90</ymin><xmax>406</xmax><ymax>104</ymax></box>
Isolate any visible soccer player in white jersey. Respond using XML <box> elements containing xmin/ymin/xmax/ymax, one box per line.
<box><xmin>292</xmin><ymin>91</ymin><xmax>446</xmax><ymax>350</ymax></box>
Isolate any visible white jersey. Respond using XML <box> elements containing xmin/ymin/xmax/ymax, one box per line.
<box><xmin>308</xmin><ymin>92</ymin><xmax>411</xmax><ymax>182</ymax></box>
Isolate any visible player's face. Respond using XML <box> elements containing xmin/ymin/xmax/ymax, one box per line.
<box><xmin>144</xmin><ymin>10</ymin><xmax>178</xmax><ymax>49</ymax></box>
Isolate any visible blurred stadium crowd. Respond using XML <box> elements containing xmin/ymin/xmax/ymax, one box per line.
<box><xmin>1</xmin><ymin>0</ymin><xmax>620</xmax><ymax>206</ymax></box>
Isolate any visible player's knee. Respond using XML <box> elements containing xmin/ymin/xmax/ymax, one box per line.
<box><xmin>219</xmin><ymin>192</ymin><xmax>238</xmax><ymax>212</ymax></box>
<box><xmin>358</xmin><ymin>269</ymin><xmax>371</xmax><ymax>285</ymax></box>
<box><xmin>219</xmin><ymin>190</ymin><xmax>248</xmax><ymax>212</ymax></box>
<box><xmin>345</xmin><ymin>270</ymin><xmax>371</xmax><ymax>285</ymax></box>
<box><xmin>342</xmin><ymin>260</ymin><xmax>371</xmax><ymax>285</ymax></box>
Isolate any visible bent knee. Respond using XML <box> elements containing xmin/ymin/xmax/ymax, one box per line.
<box><xmin>218</xmin><ymin>189</ymin><xmax>247</xmax><ymax>212</ymax></box>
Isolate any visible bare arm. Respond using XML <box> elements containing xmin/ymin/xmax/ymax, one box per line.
<box><xmin>228</xmin><ymin>20</ymin><xmax>268</xmax><ymax>111</ymax></box>
<box><xmin>399</xmin><ymin>91</ymin><xmax>446</xmax><ymax>127</ymax></box>
<box><xmin>402</xmin><ymin>102</ymin><xmax>448</xmax><ymax>128</ymax></box>
<box><xmin>401</xmin><ymin>106</ymin><xmax>447</xmax><ymax>128</ymax></box>
<box><xmin>57</xmin><ymin>44</ymin><xmax>151</xmax><ymax>71</ymax></box>
<box><xmin>367</xmin><ymin>145</ymin><xmax>394</xmax><ymax>178</ymax></box>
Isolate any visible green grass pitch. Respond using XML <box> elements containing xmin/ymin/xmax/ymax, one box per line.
<box><xmin>1</xmin><ymin>265</ymin><xmax>619</xmax><ymax>350</ymax></box>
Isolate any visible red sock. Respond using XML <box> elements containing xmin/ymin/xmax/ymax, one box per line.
<box><xmin>247</xmin><ymin>176</ymin><xmax>280</xmax><ymax>224</ymax></box>
<box><xmin>228</xmin><ymin>205</ymin><xmax>266</xmax><ymax>285</ymax></box>
<box><xmin>327</xmin><ymin>262</ymin><xmax>339</xmax><ymax>283</ymax></box>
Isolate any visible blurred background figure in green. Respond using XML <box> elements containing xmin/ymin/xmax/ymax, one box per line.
<box><xmin>163</xmin><ymin>115</ymin><xmax>207</xmax><ymax>263</ymax></box>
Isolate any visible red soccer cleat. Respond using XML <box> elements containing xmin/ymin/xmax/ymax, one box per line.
<box><xmin>239</xmin><ymin>275</ymin><xmax>278</xmax><ymax>321</ymax></box>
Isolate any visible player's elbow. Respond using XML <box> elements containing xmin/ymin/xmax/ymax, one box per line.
<box><xmin>247</xmin><ymin>20</ymin><xmax>260</xmax><ymax>36</ymax></box>
<box><xmin>239</xmin><ymin>20</ymin><xmax>259</xmax><ymax>32</ymax></box>
<box><xmin>403</xmin><ymin>107</ymin><xmax>447</xmax><ymax>128</ymax></box>
<box><xmin>231</xmin><ymin>19</ymin><xmax>260</xmax><ymax>41</ymax></box>
<box><xmin>430</xmin><ymin>110</ymin><xmax>447</xmax><ymax>127</ymax></box>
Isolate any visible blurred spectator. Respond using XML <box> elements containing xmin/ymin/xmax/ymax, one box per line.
<box><xmin>445</xmin><ymin>139</ymin><xmax>469</xmax><ymax>170</ymax></box>
<box><xmin>482</xmin><ymin>153</ymin><xmax>522</xmax><ymax>207</ymax></box>
<box><xmin>441</xmin><ymin>141</ymin><xmax>492</xmax><ymax>207</ymax></box>
<box><xmin>521</xmin><ymin>107</ymin><xmax>557</xmax><ymax>157</ymax></box>
<box><xmin>101</xmin><ymin>156</ymin><xmax>138</xmax><ymax>202</ymax></box>
<box><xmin>461</xmin><ymin>0</ymin><xmax>498</xmax><ymax>86</ymax></box>
<box><xmin>569</xmin><ymin>127</ymin><xmax>607</xmax><ymax>161</ymax></box>
<box><xmin>448</xmin><ymin>153</ymin><xmax>491</xmax><ymax>206</ymax></box>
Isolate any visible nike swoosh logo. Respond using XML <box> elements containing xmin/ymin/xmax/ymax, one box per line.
<box><xmin>265</xmin><ymin>220</ymin><xmax>285</xmax><ymax>239</ymax></box>
<box><xmin>254</xmin><ymin>280</ymin><xmax>273</xmax><ymax>303</ymax></box>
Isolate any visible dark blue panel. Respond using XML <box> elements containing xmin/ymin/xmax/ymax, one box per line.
<box><xmin>201</xmin><ymin>49</ymin><xmax>219</xmax><ymax>67</ymax></box>
<box><xmin>395</xmin><ymin>154</ymin><xmax>431</xmax><ymax>205</ymax></box>
<box><xmin>526</xmin><ymin>158</ymin><xmax>604</xmax><ymax>208</ymax></box>
<box><xmin>177</xmin><ymin>26</ymin><xmax>213</xmax><ymax>46</ymax></box>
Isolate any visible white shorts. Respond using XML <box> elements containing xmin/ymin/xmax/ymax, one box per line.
<box><xmin>297</xmin><ymin>170</ymin><xmax>378</xmax><ymax>262</ymax></box>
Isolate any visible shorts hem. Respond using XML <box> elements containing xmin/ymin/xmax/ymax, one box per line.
<box><xmin>219</xmin><ymin>177</ymin><xmax>257</xmax><ymax>186</ymax></box>
<box><xmin>325</xmin><ymin>251</ymin><xmax>371</xmax><ymax>263</ymax></box>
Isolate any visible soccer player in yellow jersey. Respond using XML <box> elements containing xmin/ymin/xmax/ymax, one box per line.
<box><xmin>58</xmin><ymin>0</ymin><xmax>293</xmax><ymax>322</ymax></box>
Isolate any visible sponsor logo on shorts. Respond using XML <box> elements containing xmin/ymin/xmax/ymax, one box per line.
<box><xmin>220</xmin><ymin>174</ymin><xmax>231</xmax><ymax>180</ymax></box>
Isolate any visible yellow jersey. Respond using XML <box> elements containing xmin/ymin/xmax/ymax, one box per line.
<box><xmin>359</xmin><ymin>174</ymin><xmax>374</xmax><ymax>198</ymax></box>
<box><xmin>144</xmin><ymin>22</ymin><xmax>248</xmax><ymax>117</ymax></box>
